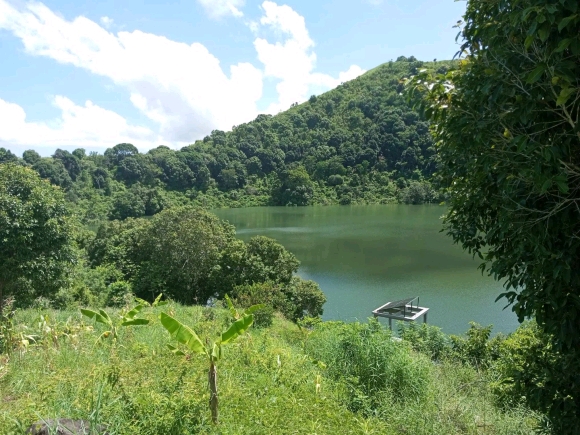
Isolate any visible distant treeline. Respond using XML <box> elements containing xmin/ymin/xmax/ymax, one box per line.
<box><xmin>0</xmin><ymin>58</ymin><xmax>452</xmax><ymax>224</ymax></box>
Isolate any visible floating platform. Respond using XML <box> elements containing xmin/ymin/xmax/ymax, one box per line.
<box><xmin>372</xmin><ymin>296</ymin><xmax>429</xmax><ymax>329</ymax></box>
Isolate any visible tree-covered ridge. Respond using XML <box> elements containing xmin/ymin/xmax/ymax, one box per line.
<box><xmin>1</xmin><ymin>58</ymin><xmax>451</xmax><ymax>223</ymax></box>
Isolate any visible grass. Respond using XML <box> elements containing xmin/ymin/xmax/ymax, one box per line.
<box><xmin>1</xmin><ymin>304</ymin><xmax>541</xmax><ymax>434</ymax></box>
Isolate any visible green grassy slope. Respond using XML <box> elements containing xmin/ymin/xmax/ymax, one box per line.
<box><xmin>0</xmin><ymin>305</ymin><xmax>539</xmax><ymax>434</ymax></box>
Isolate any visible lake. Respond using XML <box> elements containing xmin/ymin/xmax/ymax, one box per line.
<box><xmin>214</xmin><ymin>205</ymin><xmax>519</xmax><ymax>335</ymax></box>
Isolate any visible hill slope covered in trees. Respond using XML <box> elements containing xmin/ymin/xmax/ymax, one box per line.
<box><xmin>1</xmin><ymin>58</ymin><xmax>452</xmax><ymax>223</ymax></box>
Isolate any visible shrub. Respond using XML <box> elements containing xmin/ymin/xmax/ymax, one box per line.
<box><xmin>231</xmin><ymin>282</ymin><xmax>284</xmax><ymax>328</ymax></box>
<box><xmin>305</xmin><ymin>319</ymin><xmax>432</xmax><ymax>417</ymax></box>
<box><xmin>398</xmin><ymin>321</ymin><xmax>451</xmax><ymax>361</ymax></box>
<box><xmin>232</xmin><ymin>278</ymin><xmax>326</xmax><ymax>325</ymax></box>
<box><xmin>490</xmin><ymin>321</ymin><xmax>579</xmax><ymax>429</ymax></box>
<box><xmin>106</xmin><ymin>281</ymin><xmax>134</xmax><ymax>307</ymax></box>
<box><xmin>280</xmin><ymin>277</ymin><xmax>326</xmax><ymax>322</ymax></box>
<box><xmin>450</xmin><ymin>322</ymin><xmax>503</xmax><ymax>368</ymax></box>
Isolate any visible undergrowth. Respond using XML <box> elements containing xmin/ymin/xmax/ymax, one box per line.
<box><xmin>0</xmin><ymin>305</ymin><xmax>542</xmax><ymax>434</ymax></box>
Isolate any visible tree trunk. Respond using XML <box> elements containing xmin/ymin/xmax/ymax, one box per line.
<box><xmin>208</xmin><ymin>361</ymin><xmax>218</xmax><ymax>424</ymax></box>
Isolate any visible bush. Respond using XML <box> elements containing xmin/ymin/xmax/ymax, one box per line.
<box><xmin>232</xmin><ymin>278</ymin><xmax>326</xmax><ymax>325</ymax></box>
<box><xmin>106</xmin><ymin>281</ymin><xmax>134</xmax><ymax>307</ymax></box>
<box><xmin>231</xmin><ymin>282</ymin><xmax>285</xmax><ymax>328</ymax></box>
<box><xmin>327</xmin><ymin>174</ymin><xmax>344</xmax><ymax>186</ymax></box>
<box><xmin>450</xmin><ymin>322</ymin><xmax>503</xmax><ymax>368</ymax></box>
<box><xmin>281</xmin><ymin>277</ymin><xmax>326</xmax><ymax>322</ymax></box>
<box><xmin>398</xmin><ymin>321</ymin><xmax>451</xmax><ymax>361</ymax></box>
<box><xmin>490</xmin><ymin>321</ymin><xmax>579</xmax><ymax>430</ymax></box>
<box><xmin>305</xmin><ymin>319</ymin><xmax>432</xmax><ymax>417</ymax></box>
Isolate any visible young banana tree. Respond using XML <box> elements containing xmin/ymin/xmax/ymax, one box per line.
<box><xmin>81</xmin><ymin>304</ymin><xmax>150</xmax><ymax>343</ymax></box>
<box><xmin>135</xmin><ymin>293</ymin><xmax>168</xmax><ymax>308</ymax></box>
<box><xmin>159</xmin><ymin>301</ymin><xmax>264</xmax><ymax>424</ymax></box>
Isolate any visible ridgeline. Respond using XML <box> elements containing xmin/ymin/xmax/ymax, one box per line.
<box><xmin>0</xmin><ymin>58</ymin><xmax>452</xmax><ymax>224</ymax></box>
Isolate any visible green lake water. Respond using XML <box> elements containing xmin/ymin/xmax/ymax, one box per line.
<box><xmin>214</xmin><ymin>205</ymin><xmax>519</xmax><ymax>335</ymax></box>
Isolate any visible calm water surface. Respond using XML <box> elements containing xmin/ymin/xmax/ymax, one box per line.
<box><xmin>214</xmin><ymin>205</ymin><xmax>519</xmax><ymax>335</ymax></box>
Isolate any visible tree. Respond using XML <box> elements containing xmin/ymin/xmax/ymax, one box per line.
<box><xmin>33</xmin><ymin>158</ymin><xmax>73</xmax><ymax>189</ymax></box>
<box><xmin>159</xmin><ymin>301</ymin><xmax>262</xmax><ymax>424</ymax></box>
<box><xmin>0</xmin><ymin>148</ymin><xmax>18</xmax><ymax>164</ymax></box>
<box><xmin>53</xmin><ymin>149</ymin><xmax>82</xmax><ymax>181</ymax></box>
<box><xmin>407</xmin><ymin>0</ymin><xmax>579</xmax><ymax>430</ymax></box>
<box><xmin>273</xmin><ymin>166</ymin><xmax>314</xmax><ymax>206</ymax></box>
<box><xmin>0</xmin><ymin>165</ymin><xmax>75</xmax><ymax>315</ymax></box>
<box><xmin>131</xmin><ymin>207</ymin><xmax>237</xmax><ymax>304</ymax></box>
<box><xmin>104</xmin><ymin>143</ymin><xmax>139</xmax><ymax>167</ymax></box>
<box><xmin>22</xmin><ymin>150</ymin><xmax>41</xmax><ymax>166</ymax></box>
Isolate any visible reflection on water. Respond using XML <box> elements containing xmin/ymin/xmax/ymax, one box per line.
<box><xmin>214</xmin><ymin>205</ymin><xmax>519</xmax><ymax>335</ymax></box>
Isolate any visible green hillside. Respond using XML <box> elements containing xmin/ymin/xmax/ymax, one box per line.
<box><xmin>0</xmin><ymin>58</ymin><xmax>452</xmax><ymax>224</ymax></box>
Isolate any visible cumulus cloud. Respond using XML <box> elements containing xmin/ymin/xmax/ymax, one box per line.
<box><xmin>0</xmin><ymin>0</ymin><xmax>365</xmax><ymax>151</ymax></box>
<box><xmin>0</xmin><ymin>0</ymin><xmax>263</xmax><ymax>145</ymax></box>
<box><xmin>100</xmin><ymin>16</ymin><xmax>113</xmax><ymax>28</ymax></box>
<box><xmin>0</xmin><ymin>96</ymin><xmax>158</xmax><ymax>152</ymax></box>
<box><xmin>196</xmin><ymin>0</ymin><xmax>245</xmax><ymax>18</ymax></box>
<box><xmin>254</xmin><ymin>1</ymin><xmax>365</xmax><ymax>113</ymax></box>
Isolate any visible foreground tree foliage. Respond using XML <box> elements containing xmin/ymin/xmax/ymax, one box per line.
<box><xmin>0</xmin><ymin>165</ymin><xmax>75</xmax><ymax>315</ymax></box>
<box><xmin>407</xmin><ymin>0</ymin><xmax>579</xmax><ymax>431</ymax></box>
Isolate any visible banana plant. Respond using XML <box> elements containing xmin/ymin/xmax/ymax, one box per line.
<box><xmin>135</xmin><ymin>293</ymin><xmax>168</xmax><ymax>308</ymax></box>
<box><xmin>159</xmin><ymin>300</ymin><xmax>264</xmax><ymax>424</ymax></box>
<box><xmin>81</xmin><ymin>304</ymin><xmax>149</xmax><ymax>343</ymax></box>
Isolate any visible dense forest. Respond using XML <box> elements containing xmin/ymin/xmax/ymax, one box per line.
<box><xmin>0</xmin><ymin>57</ymin><xmax>451</xmax><ymax>224</ymax></box>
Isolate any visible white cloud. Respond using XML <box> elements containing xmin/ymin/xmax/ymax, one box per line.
<box><xmin>254</xmin><ymin>1</ymin><xmax>365</xmax><ymax>113</ymax></box>
<box><xmin>0</xmin><ymin>96</ymin><xmax>158</xmax><ymax>151</ymax></box>
<box><xmin>196</xmin><ymin>0</ymin><xmax>245</xmax><ymax>19</ymax></box>
<box><xmin>100</xmin><ymin>16</ymin><xmax>113</xmax><ymax>28</ymax></box>
<box><xmin>0</xmin><ymin>0</ymin><xmax>365</xmax><ymax>151</ymax></box>
<box><xmin>0</xmin><ymin>0</ymin><xmax>262</xmax><ymax>146</ymax></box>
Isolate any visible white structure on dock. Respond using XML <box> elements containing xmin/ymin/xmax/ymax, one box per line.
<box><xmin>372</xmin><ymin>296</ymin><xmax>429</xmax><ymax>330</ymax></box>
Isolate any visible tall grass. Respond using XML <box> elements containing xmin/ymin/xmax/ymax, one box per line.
<box><xmin>0</xmin><ymin>306</ymin><xmax>542</xmax><ymax>434</ymax></box>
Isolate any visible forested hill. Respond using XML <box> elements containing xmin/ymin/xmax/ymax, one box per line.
<box><xmin>1</xmin><ymin>57</ymin><xmax>452</xmax><ymax>224</ymax></box>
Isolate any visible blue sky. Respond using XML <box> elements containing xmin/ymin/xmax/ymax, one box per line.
<box><xmin>0</xmin><ymin>0</ymin><xmax>466</xmax><ymax>156</ymax></box>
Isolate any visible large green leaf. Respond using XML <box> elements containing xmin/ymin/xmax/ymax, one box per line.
<box><xmin>81</xmin><ymin>309</ymin><xmax>110</xmax><ymax>326</ymax></box>
<box><xmin>211</xmin><ymin>342</ymin><xmax>221</xmax><ymax>362</ymax></box>
<box><xmin>558</xmin><ymin>15</ymin><xmax>577</xmax><ymax>32</ymax></box>
<box><xmin>121</xmin><ymin>318</ymin><xmax>150</xmax><ymax>326</ymax></box>
<box><xmin>159</xmin><ymin>312</ymin><xmax>207</xmax><ymax>355</ymax></box>
<box><xmin>244</xmin><ymin>304</ymin><xmax>267</xmax><ymax>315</ymax></box>
<box><xmin>124</xmin><ymin>304</ymin><xmax>144</xmax><ymax>320</ymax></box>
<box><xmin>221</xmin><ymin>314</ymin><xmax>254</xmax><ymax>345</ymax></box>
